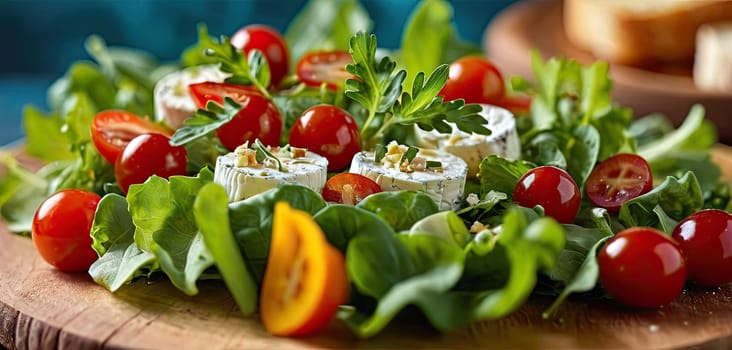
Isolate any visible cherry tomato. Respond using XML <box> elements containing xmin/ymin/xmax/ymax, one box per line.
<box><xmin>90</xmin><ymin>110</ymin><xmax>172</xmax><ymax>165</ymax></box>
<box><xmin>32</xmin><ymin>189</ymin><xmax>101</xmax><ymax>272</ymax></box>
<box><xmin>289</xmin><ymin>104</ymin><xmax>361</xmax><ymax>171</ymax></box>
<box><xmin>261</xmin><ymin>202</ymin><xmax>349</xmax><ymax>336</ymax></box>
<box><xmin>585</xmin><ymin>153</ymin><xmax>653</xmax><ymax>212</ymax></box>
<box><xmin>114</xmin><ymin>133</ymin><xmax>188</xmax><ymax>194</ymax></box>
<box><xmin>672</xmin><ymin>209</ymin><xmax>732</xmax><ymax>287</ymax></box>
<box><xmin>322</xmin><ymin>173</ymin><xmax>382</xmax><ymax>205</ymax></box>
<box><xmin>512</xmin><ymin>166</ymin><xmax>581</xmax><ymax>224</ymax></box>
<box><xmin>439</xmin><ymin>56</ymin><xmax>506</xmax><ymax>105</ymax></box>
<box><xmin>189</xmin><ymin>82</ymin><xmax>283</xmax><ymax>150</ymax></box>
<box><xmin>598</xmin><ymin>227</ymin><xmax>687</xmax><ymax>308</ymax></box>
<box><xmin>231</xmin><ymin>24</ymin><xmax>290</xmax><ymax>86</ymax></box>
<box><xmin>296</xmin><ymin>50</ymin><xmax>354</xmax><ymax>90</ymax></box>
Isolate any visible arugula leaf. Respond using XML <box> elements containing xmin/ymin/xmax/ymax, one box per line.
<box><xmin>170</xmin><ymin>97</ymin><xmax>242</xmax><ymax>147</ymax></box>
<box><xmin>23</xmin><ymin>106</ymin><xmax>73</xmax><ymax>162</ymax></box>
<box><xmin>194</xmin><ymin>183</ymin><xmax>258</xmax><ymax>315</ymax></box>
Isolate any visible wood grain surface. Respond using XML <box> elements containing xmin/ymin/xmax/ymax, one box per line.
<box><xmin>1</xmin><ymin>144</ymin><xmax>732</xmax><ymax>350</ymax></box>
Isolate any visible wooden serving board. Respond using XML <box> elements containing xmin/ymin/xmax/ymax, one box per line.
<box><xmin>0</xmin><ymin>145</ymin><xmax>731</xmax><ymax>350</ymax></box>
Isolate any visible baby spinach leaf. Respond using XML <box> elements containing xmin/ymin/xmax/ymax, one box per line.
<box><xmin>339</xmin><ymin>234</ymin><xmax>464</xmax><ymax>337</ymax></box>
<box><xmin>194</xmin><ymin>183</ymin><xmax>258</xmax><ymax>316</ymax></box>
<box><xmin>478</xmin><ymin>155</ymin><xmax>534</xmax><ymax>196</ymax></box>
<box><xmin>89</xmin><ymin>193</ymin><xmax>156</xmax><ymax>292</ymax></box>
<box><xmin>228</xmin><ymin>184</ymin><xmax>327</xmax><ymax>285</ymax></box>
<box><xmin>619</xmin><ymin>171</ymin><xmax>703</xmax><ymax>232</ymax></box>
<box><xmin>314</xmin><ymin>204</ymin><xmax>395</xmax><ymax>252</ymax></box>
<box><xmin>355</xmin><ymin>190</ymin><xmax>438</xmax><ymax>231</ymax></box>
<box><xmin>407</xmin><ymin>211</ymin><xmax>471</xmax><ymax>247</ymax></box>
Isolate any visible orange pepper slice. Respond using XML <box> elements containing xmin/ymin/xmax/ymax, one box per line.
<box><xmin>260</xmin><ymin>202</ymin><xmax>349</xmax><ymax>336</ymax></box>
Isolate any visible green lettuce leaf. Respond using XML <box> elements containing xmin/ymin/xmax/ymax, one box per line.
<box><xmin>355</xmin><ymin>190</ymin><xmax>438</xmax><ymax>231</ymax></box>
<box><xmin>126</xmin><ymin>169</ymin><xmax>216</xmax><ymax>295</ymax></box>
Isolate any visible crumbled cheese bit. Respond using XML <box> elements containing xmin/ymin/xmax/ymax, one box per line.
<box><xmin>379</xmin><ymin>140</ymin><xmax>429</xmax><ymax>173</ymax></box>
<box><xmin>469</xmin><ymin>221</ymin><xmax>488</xmax><ymax>234</ymax></box>
<box><xmin>290</xmin><ymin>146</ymin><xmax>307</xmax><ymax>159</ymax></box>
<box><xmin>234</xmin><ymin>143</ymin><xmax>258</xmax><ymax>167</ymax></box>
<box><xmin>466</xmin><ymin>193</ymin><xmax>480</xmax><ymax>206</ymax></box>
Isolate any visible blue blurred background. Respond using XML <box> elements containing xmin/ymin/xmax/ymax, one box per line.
<box><xmin>0</xmin><ymin>0</ymin><xmax>516</xmax><ymax>146</ymax></box>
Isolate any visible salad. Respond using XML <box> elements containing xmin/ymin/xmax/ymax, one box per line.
<box><xmin>2</xmin><ymin>0</ymin><xmax>732</xmax><ymax>339</ymax></box>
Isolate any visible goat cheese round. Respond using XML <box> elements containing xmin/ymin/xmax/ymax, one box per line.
<box><xmin>416</xmin><ymin>104</ymin><xmax>520</xmax><ymax>177</ymax></box>
<box><xmin>153</xmin><ymin>64</ymin><xmax>229</xmax><ymax>129</ymax></box>
<box><xmin>349</xmin><ymin>148</ymin><xmax>468</xmax><ymax>211</ymax></box>
<box><xmin>213</xmin><ymin>149</ymin><xmax>328</xmax><ymax>202</ymax></box>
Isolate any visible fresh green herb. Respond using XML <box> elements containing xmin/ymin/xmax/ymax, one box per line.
<box><xmin>399</xmin><ymin>146</ymin><xmax>419</xmax><ymax>165</ymax></box>
<box><xmin>253</xmin><ymin>139</ymin><xmax>284</xmax><ymax>172</ymax></box>
<box><xmin>373</xmin><ymin>143</ymin><xmax>386</xmax><ymax>162</ymax></box>
<box><xmin>345</xmin><ymin>32</ymin><xmax>488</xmax><ymax>149</ymax></box>
<box><xmin>426</xmin><ymin>160</ymin><xmax>442</xmax><ymax>168</ymax></box>
<box><xmin>182</xmin><ymin>23</ymin><xmax>271</xmax><ymax>98</ymax></box>
<box><xmin>170</xmin><ymin>97</ymin><xmax>242</xmax><ymax>147</ymax></box>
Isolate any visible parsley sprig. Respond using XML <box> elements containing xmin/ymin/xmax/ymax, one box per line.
<box><xmin>170</xmin><ymin>97</ymin><xmax>242</xmax><ymax>146</ymax></box>
<box><xmin>345</xmin><ymin>32</ymin><xmax>490</xmax><ymax>149</ymax></box>
<box><xmin>189</xmin><ymin>24</ymin><xmax>271</xmax><ymax>98</ymax></box>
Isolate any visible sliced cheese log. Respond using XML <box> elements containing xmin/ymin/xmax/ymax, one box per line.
<box><xmin>349</xmin><ymin>149</ymin><xmax>468</xmax><ymax>211</ymax></box>
<box><xmin>416</xmin><ymin>104</ymin><xmax>520</xmax><ymax>177</ymax></box>
<box><xmin>213</xmin><ymin>151</ymin><xmax>328</xmax><ymax>202</ymax></box>
<box><xmin>153</xmin><ymin>64</ymin><xmax>229</xmax><ymax>129</ymax></box>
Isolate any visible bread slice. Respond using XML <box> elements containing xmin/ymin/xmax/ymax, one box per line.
<box><xmin>694</xmin><ymin>22</ymin><xmax>732</xmax><ymax>92</ymax></box>
<box><xmin>563</xmin><ymin>0</ymin><xmax>732</xmax><ymax>67</ymax></box>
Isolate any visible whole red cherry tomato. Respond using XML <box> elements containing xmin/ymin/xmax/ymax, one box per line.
<box><xmin>322</xmin><ymin>173</ymin><xmax>382</xmax><ymax>205</ymax></box>
<box><xmin>231</xmin><ymin>24</ymin><xmax>290</xmax><ymax>86</ymax></box>
<box><xmin>296</xmin><ymin>50</ymin><xmax>354</xmax><ymax>90</ymax></box>
<box><xmin>512</xmin><ymin>166</ymin><xmax>581</xmax><ymax>224</ymax></box>
<box><xmin>32</xmin><ymin>189</ymin><xmax>101</xmax><ymax>272</ymax></box>
<box><xmin>598</xmin><ymin>227</ymin><xmax>687</xmax><ymax>308</ymax></box>
<box><xmin>672</xmin><ymin>209</ymin><xmax>732</xmax><ymax>287</ymax></box>
<box><xmin>439</xmin><ymin>56</ymin><xmax>506</xmax><ymax>105</ymax></box>
<box><xmin>189</xmin><ymin>82</ymin><xmax>283</xmax><ymax>150</ymax></box>
<box><xmin>114</xmin><ymin>133</ymin><xmax>188</xmax><ymax>194</ymax></box>
<box><xmin>289</xmin><ymin>104</ymin><xmax>361</xmax><ymax>171</ymax></box>
<box><xmin>91</xmin><ymin>110</ymin><xmax>172</xmax><ymax>165</ymax></box>
<box><xmin>585</xmin><ymin>153</ymin><xmax>653</xmax><ymax>212</ymax></box>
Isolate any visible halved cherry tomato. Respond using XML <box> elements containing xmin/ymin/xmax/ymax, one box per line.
<box><xmin>189</xmin><ymin>82</ymin><xmax>283</xmax><ymax>150</ymax></box>
<box><xmin>296</xmin><ymin>50</ymin><xmax>354</xmax><ymax>90</ymax></box>
<box><xmin>585</xmin><ymin>153</ymin><xmax>653</xmax><ymax>212</ymax></box>
<box><xmin>672</xmin><ymin>209</ymin><xmax>732</xmax><ymax>287</ymax></box>
<box><xmin>598</xmin><ymin>227</ymin><xmax>687</xmax><ymax>308</ymax></box>
<box><xmin>188</xmin><ymin>82</ymin><xmax>261</xmax><ymax>108</ymax></box>
<box><xmin>260</xmin><ymin>202</ymin><xmax>349</xmax><ymax>336</ymax></box>
<box><xmin>512</xmin><ymin>166</ymin><xmax>581</xmax><ymax>224</ymax></box>
<box><xmin>32</xmin><ymin>189</ymin><xmax>101</xmax><ymax>272</ymax></box>
<box><xmin>231</xmin><ymin>24</ymin><xmax>290</xmax><ymax>87</ymax></box>
<box><xmin>439</xmin><ymin>56</ymin><xmax>506</xmax><ymax>105</ymax></box>
<box><xmin>289</xmin><ymin>104</ymin><xmax>361</xmax><ymax>171</ymax></box>
<box><xmin>322</xmin><ymin>173</ymin><xmax>382</xmax><ymax>205</ymax></box>
<box><xmin>114</xmin><ymin>133</ymin><xmax>188</xmax><ymax>194</ymax></box>
<box><xmin>90</xmin><ymin>110</ymin><xmax>172</xmax><ymax>164</ymax></box>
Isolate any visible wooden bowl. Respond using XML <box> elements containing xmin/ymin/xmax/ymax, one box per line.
<box><xmin>483</xmin><ymin>0</ymin><xmax>732</xmax><ymax>144</ymax></box>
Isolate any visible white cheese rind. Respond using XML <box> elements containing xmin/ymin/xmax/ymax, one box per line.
<box><xmin>153</xmin><ymin>64</ymin><xmax>230</xmax><ymax>129</ymax></box>
<box><xmin>416</xmin><ymin>104</ymin><xmax>520</xmax><ymax>177</ymax></box>
<box><xmin>213</xmin><ymin>151</ymin><xmax>328</xmax><ymax>202</ymax></box>
<box><xmin>349</xmin><ymin>149</ymin><xmax>468</xmax><ymax>211</ymax></box>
